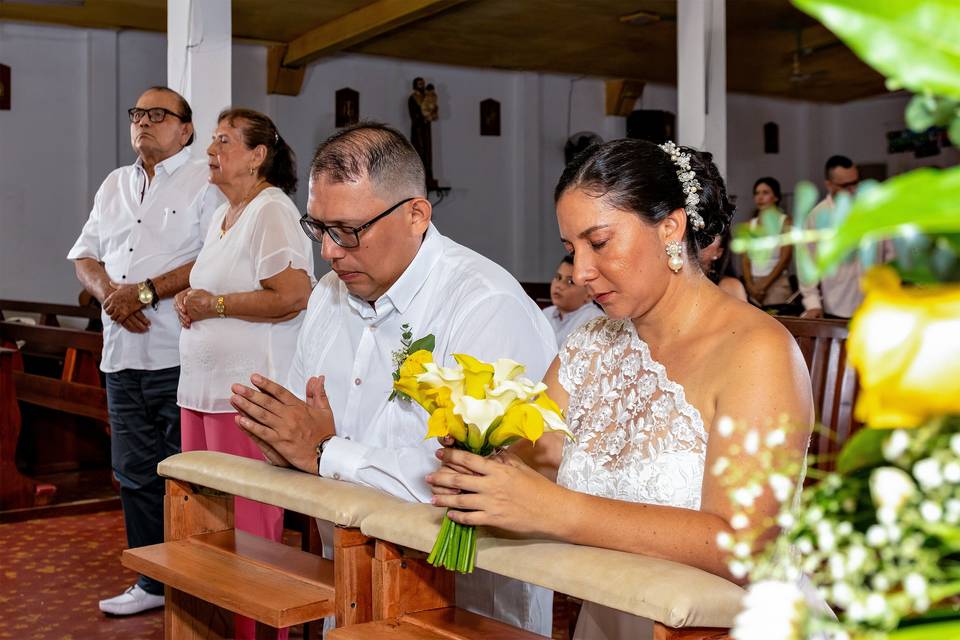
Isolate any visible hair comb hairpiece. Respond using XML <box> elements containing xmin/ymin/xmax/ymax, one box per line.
<box><xmin>658</xmin><ymin>141</ymin><xmax>705</xmax><ymax>230</ymax></box>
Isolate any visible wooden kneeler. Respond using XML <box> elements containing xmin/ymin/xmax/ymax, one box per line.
<box><xmin>120</xmin><ymin>451</ymin><xmax>407</xmax><ymax>638</ymax></box>
<box><xmin>123</xmin><ymin>479</ymin><xmax>369</xmax><ymax>638</ymax></box>
<box><xmin>329</xmin><ymin>539</ymin><xmax>540</xmax><ymax>640</ymax></box>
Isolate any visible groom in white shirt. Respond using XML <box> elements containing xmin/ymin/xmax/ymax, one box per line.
<box><xmin>230</xmin><ymin>122</ymin><xmax>557</xmax><ymax>634</ymax></box>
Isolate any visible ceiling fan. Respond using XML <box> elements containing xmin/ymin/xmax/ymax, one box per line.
<box><xmin>787</xmin><ymin>29</ymin><xmax>833</xmax><ymax>86</ymax></box>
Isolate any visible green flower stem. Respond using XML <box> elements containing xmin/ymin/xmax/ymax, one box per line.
<box><xmin>426</xmin><ymin>512</ymin><xmax>478</xmax><ymax>573</ymax></box>
<box><xmin>427</xmin><ymin>514</ymin><xmax>452</xmax><ymax>566</ymax></box>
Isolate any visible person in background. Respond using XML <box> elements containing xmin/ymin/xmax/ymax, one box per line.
<box><xmin>68</xmin><ymin>86</ymin><xmax>222</xmax><ymax>616</ymax></box>
<box><xmin>799</xmin><ymin>155</ymin><xmax>877</xmax><ymax>319</ymax></box>
<box><xmin>699</xmin><ymin>230</ymin><xmax>747</xmax><ymax>302</ymax></box>
<box><xmin>174</xmin><ymin>108</ymin><xmax>314</xmax><ymax>640</ymax></box>
<box><xmin>542</xmin><ymin>255</ymin><xmax>604</xmax><ymax>347</ymax></box>
<box><xmin>741</xmin><ymin>177</ymin><xmax>793</xmax><ymax>306</ymax></box>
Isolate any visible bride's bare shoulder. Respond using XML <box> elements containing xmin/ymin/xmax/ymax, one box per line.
<box><xmin>712</xmin><ymin>301</ymin><xmax>804</xmax><ymax>372</ymax></box>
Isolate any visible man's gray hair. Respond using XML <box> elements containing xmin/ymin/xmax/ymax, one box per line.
<box><xmin>310</xmin><ymin>122</ymin><xmax>426</xmax><ymax>198</ymax></box>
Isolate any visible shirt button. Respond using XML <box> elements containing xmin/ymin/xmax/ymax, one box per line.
<box><xmin>121</xmin><ymin>275</ymin><xmax>126</xmax><ymax>279</ymax></box>
<box><xmin>333</xmin><ymin>473</ymin><xmax>341</xmax><ymax>480</ymax></box>
<box><xmin>129</xmin><ymin>248</ymin><xmax>133</xmax><ymax>252</ymax></box>
<box><xmin>137</xmin><ymin>219</ymin><xmax>142</xmax><ymax>224</ymax></box>
<box><xmin>354</xmin><ymin>378</ymin><xmax>361</xmax><ymax>386</ymax></box>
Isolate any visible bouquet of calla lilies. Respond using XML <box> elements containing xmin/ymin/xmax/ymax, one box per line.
<box><xmin>394</xmin><ymin>350</ymin><xmax>571</xmax><ymax>573</ymax></box>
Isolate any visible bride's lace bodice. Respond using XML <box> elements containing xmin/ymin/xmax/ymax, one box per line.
<box><xmin>556</xmin><ymin>317</ymin><xmax>708</xmax><ymax>510</ymax></box>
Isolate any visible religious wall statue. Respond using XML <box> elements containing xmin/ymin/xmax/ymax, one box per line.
<box><xmin>409</xmin><ymin>77</ymin><xmax>439</xmax><ymax>190</ymax></box>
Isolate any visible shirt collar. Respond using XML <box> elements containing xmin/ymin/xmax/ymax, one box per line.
<box><xmin>345</xmin><ymin>223</ymin><xmax>444</xmax><ymax>319</ymax></box>
<box><xmin>135</xmin><ymin>145</ymin><xmax>193</xmax><ymax>177</ymax></box>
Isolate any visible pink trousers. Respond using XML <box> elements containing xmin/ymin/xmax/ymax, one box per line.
<box><xmin>180</xmin><ymin>408</ymin><xmax>289</xmax><ymax>640</ymax></box>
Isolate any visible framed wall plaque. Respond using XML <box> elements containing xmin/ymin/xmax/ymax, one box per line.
<box><xmin>480</xmin><ymin>98</ymin><xmax>500</xmax><ymax>136</ymax></box>
<box><xmin>335</xmin><ymin>87</ymin><xmax>359</xmax><ymax>127</ymax></box>
<box><xmin>0</xmin><ymin>64</ymin><xmax>10</xmax><ymax>111</ymax></box>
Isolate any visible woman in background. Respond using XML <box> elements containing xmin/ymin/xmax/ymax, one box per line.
<box><xmin>741</xmin><ymin>177</ymin><xmax>793</xmax><ymax>306</ymax></box>
<box><xmin>175</xmin><ymin>108</ymin><xmax>314</xmax><ymax>640</ymax></box>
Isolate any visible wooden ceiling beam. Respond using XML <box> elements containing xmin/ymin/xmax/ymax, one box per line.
<box><xmin>282</xmin><ymin>0</ymin><xmax>468</xmax><ymax>68</ymax></box>
<box><xmin>0</xmin><ymin>3</ymin><xmax>163</xmax><ymax>33</ymax></box>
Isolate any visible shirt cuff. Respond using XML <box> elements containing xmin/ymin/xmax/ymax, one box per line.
<box><xmin>799</xmin><ymin>285</ymin><xmax>822</xmax><ymax>311</ymax></box>
<box><xmin>318</xmin><ymin>436</ymin><xmax>368</xmax><ymax>483</ymax></box>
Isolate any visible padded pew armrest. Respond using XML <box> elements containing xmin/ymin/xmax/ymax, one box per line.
<box><xmin>360</xmin><ymin>502</ymin><xmax>745</xmax><ymax>629</ymax></box>
<box><xmin>158</xmin><ymin>451</ymin><xmax>403</xmax><ymax>528</ymax></box>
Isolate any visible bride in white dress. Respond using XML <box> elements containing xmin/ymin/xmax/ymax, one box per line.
<box><xmin>428</xmin><ymin>139</ymin><xmax>814</xmax><ymax>639</ymax></box>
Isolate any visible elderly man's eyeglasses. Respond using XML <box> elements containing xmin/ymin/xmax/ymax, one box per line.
<box><xmin>127</xmin><ymin>107</ymin><xmax>186</xmax><ymax>124</ymax></box>
<box><xmin>299</xmin><ymin>198</ymin><xmax>415</xmax><ymax>249</ymax></box>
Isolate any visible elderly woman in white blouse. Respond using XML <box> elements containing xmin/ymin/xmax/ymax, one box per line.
<box><xmin>174</xmin><ymin>107</ymin><xmax>313</xmax><ymax>640</ymax></box>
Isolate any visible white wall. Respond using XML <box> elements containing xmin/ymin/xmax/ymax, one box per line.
<box><xmin>1</xmin><ymin>22</ymin><xmax>957</xmax><ymax>304</ymax></box>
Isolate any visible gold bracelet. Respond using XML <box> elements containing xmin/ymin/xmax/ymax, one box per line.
<box><xmin>215</xmin><ymin>295</ymin><xmax>225</xmax><ymax>318</ymax></box>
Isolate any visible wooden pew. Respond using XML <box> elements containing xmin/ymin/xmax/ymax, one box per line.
<box><xmin>134</xmin><ymin>452</ymin><xmax>744</xmax><ymax>640</ymax></box>
<box><xmin>0</xmin><ymin>298</ymin><xmax>101</xmax><ymax>331</ymax></box>
<box><xmin>776</xmin><ymin>317</ymin><xmax>860</xmax><ymax>473</ymax></box>
<box><xmin>0</xmin><ymin>320</ymin><xmax>108</xmax><ymax>510</ymax></box>
<box><xmin>519</xmin><ymin>282</ymin><xmax>552</xmax><ymax>310</ymax></box>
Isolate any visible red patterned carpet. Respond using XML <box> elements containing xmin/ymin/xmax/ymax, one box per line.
<box><xmin>1</xmin><ymin>510</ymin><xmax>578</xmax><ymax>639</ymax></box>
<box><xmin>0</xmin><ymin>510</ymin><xmax>162</xmax><ymax>639</ymax></box>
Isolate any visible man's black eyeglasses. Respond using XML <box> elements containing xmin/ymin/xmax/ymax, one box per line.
<box><xmin>299</xmin><ymin>198</ymin><xmax>415</xmax><ymax>249</ymax></box>
<box><xmin>127</xmin><ymin>107</ymin><xmax>187</xmax><ymax>124</ymax></box>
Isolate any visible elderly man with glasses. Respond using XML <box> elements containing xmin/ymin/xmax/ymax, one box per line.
<box><xmin>68</xmin><ymin>86</ymin><xmax>222</xmax><ymax>615</ymax></box>
<box><xmin>230</xmin><ymin>122</ymin><xmax>557</xmax><ymax>635</ymax></box>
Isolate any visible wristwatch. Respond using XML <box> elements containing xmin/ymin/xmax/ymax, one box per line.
<box><xmin>137</xmin><ymin>278</ymin><xmax>159</xmax><ymax>310</ymax></box>
<box><xmin>315</xmin><ymin>435</ymin><xmax>334</xmax><ymax>475</ymax></box>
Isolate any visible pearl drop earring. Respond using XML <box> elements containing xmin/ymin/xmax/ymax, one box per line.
<box><xmin>665</xmin><ymin>240</ymin><xmax>684</xmax><ymax>273</ymax></box>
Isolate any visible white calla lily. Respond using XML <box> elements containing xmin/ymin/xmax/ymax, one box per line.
<box><xmin>492</xmin><ymin>358</ymin><xmax>526</xmax><ymax>385</ymax></box>
<box><xmin>454</xmin><ymin>395</ymin><xmax>507</xmax><ymax>434</ymax></box>
<box><xmin>486</xmin><ymin>379</ymin><xmax>546</xmax><ymax>408</ymax></box>
<box><xmin>533</xmin><ymin>403</ymin><xmax>573</xmax><ymax>437</ymax></box>
<box><xmin>418</xmin><ymin>363</ymin><xmax>465</xmax><ymax>399</ymax></box>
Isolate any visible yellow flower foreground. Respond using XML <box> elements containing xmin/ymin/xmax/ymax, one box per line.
<box><xmin>848</xmin><ymin>266</ymin><xmax>960</xmax><ymax>428</ymax></box>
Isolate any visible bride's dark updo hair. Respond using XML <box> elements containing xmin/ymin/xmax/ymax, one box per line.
<box><xmin>555</xmin><ymin>138</ymin><xmax>736</xmax><ymax>259</ymax></box>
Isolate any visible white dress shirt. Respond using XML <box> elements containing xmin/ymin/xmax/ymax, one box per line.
<box><xmin>178</xmin><ymin>188</ymin><xmax>314</xmax><ymax>413</ymax></box>
<box><xmin>799</xmin><ymin>196</ymin><xmax>893</xmax><ymax>318</ymax></box>
<box><xmin>543</xmin><ymin>303</ymin><xmax>605</xmax><ymax>349</ymax></box>
<box><xmin>288</xmin><ymin>223</ymin><xmax>557</xmax><ymax>634</ymax></box>
<box><xmin>67</xmin><ymin>147</ymin><xmax>222</xmax><ymax>372</ymax></box>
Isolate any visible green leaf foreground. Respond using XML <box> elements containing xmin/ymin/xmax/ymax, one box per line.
<box><xmin>792</xmin><ymin>0</ymin><xmax>960</xmax><ymax>101</ymax></box>
<box><xmin>887</xmin><ymin>619</ymin><xmax>960</xmax><ymax>640</ymax></box>
<box><xmin>835</xmin><ymin>427</ymin><xmax>886</xmax><ymax>475</ymax></box>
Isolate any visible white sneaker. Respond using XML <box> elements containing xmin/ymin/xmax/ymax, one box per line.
<box><xmin>98</xmin><ymin>584</ymin><xmax>165</xmax><ymax>615</ymax></box>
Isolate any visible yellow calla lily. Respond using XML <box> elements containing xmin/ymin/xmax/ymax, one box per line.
<box><xmin>399</xmin><ymin>349</ymin><xmax>434</xmax><ymax>378</ymax></box>
<box><xmin>534</xmin><ymin>392</ymin><xmax>563</xmax><ymax>417</ymax></box>
<box><xmin>487</xmin><ymin>403</ymin><xmax>545</xmax><ymax>447</ymax></box>
<box><xmin>848</xmin><ymin>266</ymin><xmax>960</xmax><ymax>428</ymax></box>
<box><xmin>393</xmin><ymin>375</ymin><xmax>431</xmax><ymax>410</ymax></box>
<box><xmin>424</xmin><ymin>386</ymin><xmax>454</xmax><ymax>409</ymax></box>
<box><xmin>453</xmin><ymin>353</ymin><xmax>495</xmax><ymax>399</ymax></box>
<box><xmin>426</xmin><ymin>406</ymin><xmax>467</xmax><ymax>442</ymax></box>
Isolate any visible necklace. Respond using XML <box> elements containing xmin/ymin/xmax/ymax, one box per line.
<box><xmin>220</xmin><ymin>179</ymin><xmax>267</xmax><ymax>239</ymax></box>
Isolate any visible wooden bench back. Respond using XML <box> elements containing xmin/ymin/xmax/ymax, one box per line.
<box><xmin>0</xmin><ymin>299</ymin><xmax>100</xmax><ymax>328</ymax></box>
<box><xmin>776</xmin><ymin>317</ymin><xmax>860</xmax><ymax>472</ymax></box>
<box><xmin>519</xmin><ymin>282</ymin><xmax>551</xmax><ymax>310</ymax></box>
